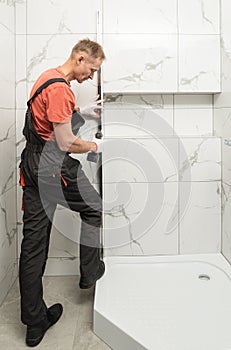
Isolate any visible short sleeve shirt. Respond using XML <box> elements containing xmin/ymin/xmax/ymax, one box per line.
<box><xmin>29</xmin><ymin>67</ymin><xmax>76</xmax><ymax>141</ymax></box>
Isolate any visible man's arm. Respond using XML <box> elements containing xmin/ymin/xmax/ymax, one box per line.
<box><xmin>53</xmin><ymin>120</ymin><xmax>97</xmax><ymax>153</ymax></box>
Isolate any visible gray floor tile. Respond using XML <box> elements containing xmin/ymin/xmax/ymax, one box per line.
<box><xmin>0</xmin><ymin>277</ymin><xmax>111</xmax><ymax>350</ymax></box>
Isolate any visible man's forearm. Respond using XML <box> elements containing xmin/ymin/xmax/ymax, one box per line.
<box><xmin>67</xmin><ymin>137</ymin><xmax>96</xmax><ymax>154</ymax></box>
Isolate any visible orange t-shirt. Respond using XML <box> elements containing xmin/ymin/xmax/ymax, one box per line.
<box><xmin>29</xmin><ymin>67</ymin><xmax>76</xmax><ymax>141</ymax></box>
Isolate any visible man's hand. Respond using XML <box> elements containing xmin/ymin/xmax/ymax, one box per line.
<box><xmin>79</xmin><ymin>95</ymin><xmax>103</xmax><ymax>118</ymax></box>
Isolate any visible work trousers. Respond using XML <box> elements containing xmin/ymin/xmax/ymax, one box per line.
<box><xmin>19</xmin><ymin>165</ymin><xmax>102</xmax><ymax>326</ymax></box>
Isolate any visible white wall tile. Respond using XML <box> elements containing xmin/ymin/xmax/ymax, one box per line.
<box><xmin>104</xmin><ymin>94</ymin><xmax>174</xmax><ymax>108</ymax></box>
<box><xmin>15</xmin><ymin>0</ymin><xmax>26</xmax><ymax>34</ymax></box>
<box><xmin>0</xmin><ymin>110</ymin><xmax>16</xmax><ymax>195</ymax></box>
<box><xmin>103</xmin><ymin>0</ymin><xmax>177</xmax><ymax>34</ymax></box>
<box><xmin>102</xmin><ymin>138</ymin><xmax>178</xmax><ymax>183</ymax></box>
<box><xmin>16</xmin><ymin>35</ymin><xmax>27</xmax><ymax>109</ymax></box>
<box><xmin>103</xmin><ymin>182</ymin><xmax>178</xmax><ymax>254</ymax></box>
<box><xmin>27</xmin><ymin>34</ymin><xmax>97</xmax><ymax>84</ymax></box>
<box><xmin>180</xmin><ymin>182</ymin><xmax>221</xmax><ymax>254</ymax></box>
<box><xmin>103</xmin><ymin>34</ymin><xmax>177</xmax><ymax>93</ymax></box>
<box><xmin>179</xmin><ymin>35</ymin><xmax>220</xmax><ymax>92</ymax></box>
<box><xmin>0</xmin><ymin>27</ymin><xmax>15</xmax><ymax>108</ymax></box>
<box><xmin>49</xmin><ymin>226</ymin><xmax>78</xmax><ymax>258</ymax></box>
<box><xmin>214</xmin><ymin>108</ymin><xmax>231</xmax><ymax>138</ymax></box>
<box><xmin>0</xmin><ymin>188</ymin><xmax>17</xmax><ymax>304</ymax></box>
<box><xmin>174</xmin><ymin>94</ymin><xmax>213</xmax><ymax>108</ymax></box>
<box><xmin>222</xmin><ymin>182</ymin><xmax>231</xmax><ymax>263</ymax></box>
<box><xmin>0</xmin><ymin>0</ymin><xmax>15</xmax><ymax>34</ymax></box>
<box><xmin>27</xmin><ymin>0</ymin><xmax>102</xmax><ymax>34</ymax></box>
<box><xmin>223</xmin><ymin>141</ymin><xmax>231</xmax><ymax>186</ymax></box>
<box><xmin>103</xmin><ymin>107</ymin><xmax>174</xmax><ymax>137</ymax></box>
<box><xmin>104</xmin><ymin>182</ymin><xmax>178</xmax><ymax>256</ymax></box>
<box><xmin>179</xmin><ymin>138</ymin><xmax>221</xmax><ymax>182</ymax></box>
<box><xmin>174</xmin><ymin>108</ymin><xmax>213</xmax><ymax>136</ymax></box>
<box><xmin>178</xmin><ymin>0</ymin><xmax>220</xmax><ymax>34</ymax></box>
<box><xmin>221</xmin><ymin>0</ymin><xmax>231</xmax><ymax>64</ymax></box>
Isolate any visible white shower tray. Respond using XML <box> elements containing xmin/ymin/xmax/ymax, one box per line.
<box><xmin>94</xmin><ymin>253</ymin><xmax>231</xmax><ymax>350</ymax></box>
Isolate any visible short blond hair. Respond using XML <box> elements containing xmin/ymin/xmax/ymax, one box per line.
<box><xmin>71</xmin><ymin>38</ymin><xmax>106</xmax><ymax>60</ymax></box>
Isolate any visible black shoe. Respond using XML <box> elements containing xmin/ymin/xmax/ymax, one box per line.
<box><xmin>26</xmin><ymin>303</ymin><xmax>63</xmax><ymax>347</ymax></box>
<box><xmin>79</xmin><ymin>261</ymin><xmax>105</xmax><ymax>289</ymax></box>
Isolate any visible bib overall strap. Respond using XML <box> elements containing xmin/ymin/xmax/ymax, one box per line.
<box><xmin>27</xmin><ymin>78</ymin><xmax>68</xmax><ymax>107</ymax></box>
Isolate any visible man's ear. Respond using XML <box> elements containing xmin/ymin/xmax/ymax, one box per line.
<box><xmin>76</xmin><ymin>54</ymin><xmax>84</xmax><ymax>65</ymax></box>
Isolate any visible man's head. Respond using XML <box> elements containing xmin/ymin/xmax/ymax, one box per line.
<box><xmin>70</xmin><ymin>38</ymin><xmax>106</xmax><ymax>83</ymax></box>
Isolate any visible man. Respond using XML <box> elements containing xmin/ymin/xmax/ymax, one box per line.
<box><xmin>19</xmin><ymin>38</ymin><xmax>106</xmax><ymax>347</ymax></box>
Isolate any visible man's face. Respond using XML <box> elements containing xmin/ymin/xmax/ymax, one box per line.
<box><xmin>75</xmin><ymin>55</ymin><xmax>102</xmax><ymax>83</ymax></box>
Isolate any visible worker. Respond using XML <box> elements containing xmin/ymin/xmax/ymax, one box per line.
<box><xmin>19</xmin><ymin>38</ymin><xmax>106</xmax><ymax>347</ymax></box>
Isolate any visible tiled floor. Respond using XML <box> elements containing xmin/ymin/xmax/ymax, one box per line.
<box><xmin>0</xmin><ymin>276</ymin><xmax>111</xmax><ymax>350</ymax></box>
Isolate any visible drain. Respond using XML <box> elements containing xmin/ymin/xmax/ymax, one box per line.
<box><xmin>198</xmin><ymin>274</ymin><xmax>210</xmax><ymax>281</ymax></box>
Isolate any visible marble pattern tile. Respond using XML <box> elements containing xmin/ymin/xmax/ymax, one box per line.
<box><xmin>214</xmin><ymin>108</ymin><xmax>231</xmax><ymax>138</ymax></box>
<box><xmin>16</xmin><ymin>35</ymin><xmax>27</xmax><ymax>110</ymax></box>
<box><xmin>0</xmin><ymin>0</ymin><xmax>15</xmax><ymax>34</ymax></box>
<box><xmin>0</xmin><ymin>26</ymin><xmax>15</xmax><ymax>108</ymax></box>
<box><xmin>174</xmin><ymin>94</ymin><xmax>213</xmax><ymax>108</ymax></box>
<box><xmin>174</xmin><ymin>108</ymin><xmax>213</xmax><ymax>136</ymax></box>
<box><xmin>102</xmin><ymin>34</ymin><xmax>177</xmax><ymax>93</ymax></box>
<box><xmin>179</xmin><ymin>35</ymin><xmax>220</xmax><ymax>92</ymax></box>
<box><xmin>222</xmin><ymin>182</ymin><xmax>231</xmax><ymax>264</ymax></box>
<box><xmin>0</xmin><ymin>110</ymin><xmax>16</xmax><ymax>195</ymax></box>
<box><xmin>179</xmin><ymin>138</ymin><xmax>221</xmax><ymax>182</ymax></box>
<box><xmin>222</xmin><ymin>140</ymin><xmax>231</xmax><ymax>186</ymax></box>
<box><xmin>26</xmin><ymin>34</ymin><xmax>97</xmax><ymax>85</ymax></box>
<box><xmin>0</xmin><ymin>189</ymin><xmax>17</xmax><ymax>306</ymax></box>
<box><xmin>179</xmin><ymin>182</ymin><xmax>221</xmax><ymax>254</ymax></box>
<box><xmin>102</xmin><ymin>138</ymin><xmax>178</xmax><ymax>183</ymax></box>
<box><xmin>103</xmin><ymin>107</ymin><xmax>174</xmax><ymax>137</ymax></box>
<box><xmin>15</xmin><ymin>0</ymin><xmax>26</xmax><ymax>35</ymax></box>
<box><xmin>178</xmin><ymin>0</ymin><xmax>220</xmax><ymax>34</ymax></box>
<box><xmin>103</xmin><ymin>0</ymin><xmax>177</xmax><ymax>34</ymax></box>
<box><xmin>104</xmin><ymin>182</ymin><xmax>178</xmax><ymax>256</ymax></box>
<box><xmin>103</xmin><ymin>183</ymin><xmax>178</xmax><ymax>255</ymax></box>
<box><xmin>27</xmin><ymin>0</ymin><xmax>102</xmax><ymax>34</ymax></box>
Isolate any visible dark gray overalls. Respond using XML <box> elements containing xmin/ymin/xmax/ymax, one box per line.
<box><xmin>19</xmin><ymin>78</ymin><xmax>102</xmax><ymax>326</ymax></box>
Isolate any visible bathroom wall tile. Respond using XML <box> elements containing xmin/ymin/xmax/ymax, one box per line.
<box><xmin>103</xmin><ymin>0</ymin><xmax>177</xmax><ymax>34</ymax></box>
<box><xmin>102</xmin><ymin>138</ymin><xmax>178</xmax><ymax>183</ymax></box>
<box><xmin>16</xmin><ymin>110</ymin><xmax>26</xmax><ymax>161</ymax></box>
<box><xmin>15</xmin><ymin>0</ymin><xmax>26</xmax><ymax>34</ymax></box>
<box><xmin>27</xmin><ymin>34</ymin><xmax>97</xmax><ymax>86</ymax></box>
<box><xmin>49</xmin><ymin>225</ymin><xmax>79</xmax><ymax>259</ymax></box>
<box><xmin>222</xmin><ymin>182</ymin><xmax>231</xmax><ymax>263</ymax></box>
<box><xmin>0</xmin><ymin>110</ymin><xmax>16</xmax><ymax>195</ymax></box>
<box><xmin>179</xmin><ymin>138</ymin><xmax>221</xmax><ymax>182</ymax></box>
<box><xmin>16</xmin><ymin>35</ymin><xmax>27</xmax><ymax>109</ymax></box>
<box><xmin>221</xmin><ymin>0</ymin><xmax>231</xmax><ymax>69</ymax></box>
<box><xmin>27</xmin><ymin>0</ymin><xmax>102</xmax><ymax>34</ymax></box>
<box><xmin>0</xmin><ymin>0</ymin><xmax>15</xmax><ymax>34</ymax></box>
<box><xmin>223</xmin><ymin>140</ymin><xmax>231</xmax><ymax>186</ymax></box>
<box><xmin>178</xmin><ymin>0</ymin><xmax>220</xmax><ymax>34</ymax></box>
<box><xmin>180</xmin><ymin>182</ymin><xmax>221</xmax><ymax>254</ymax></box>
<box><xmin>214</xmin><ymin>92</ymin><xmax>231</xmax><ymax>109</ymax></box>
<box><xmin>174</xmin><ymin>108</ymin><xmax>213</xmax><ymax>136</ymax></box>
<box><xmin>220</xmin><ymin>45</ymin><xmax>231</xmax><ymax>94</ymax></box>
<box><xmin>103</xmin><ymin>107</ymin><xmax>174</xmax><ymax>138</ymax></box>
<box><xmin>0</xmin><ymin>188</ymin><xmax>17</xmax><ymax>305</ymax></box>
<box><xmin>103</xmin><ymin>182</ymin><xmax>178</xmax><ymax>255</ymax></box>
<box><xmin>179</xmin><ymin>35</ymin><xmax>220</xmax><ymax>92</ymax></box>
<box><xmin>174</xmin><ymin>94</ymin><xmax>213</xmax><ymax>109</ymax></box>
<box><xmin>104</xmin><ymin>94</ymin><xmax>174</xmax><ymax>108</ymax></box>
<box><xmin>214</xmin><ymin>108</ymin><xmax>231</xmax><ymax>138</ymax></box>
<box><xmin>0</xmin><ymin>27</ymin><xmax>15</xmax><ymax>108</ymax></box>
<box><xmin>102</xmin><ymin>34</ymin><xmax>177</xmax><ymax>93</ymax></box>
